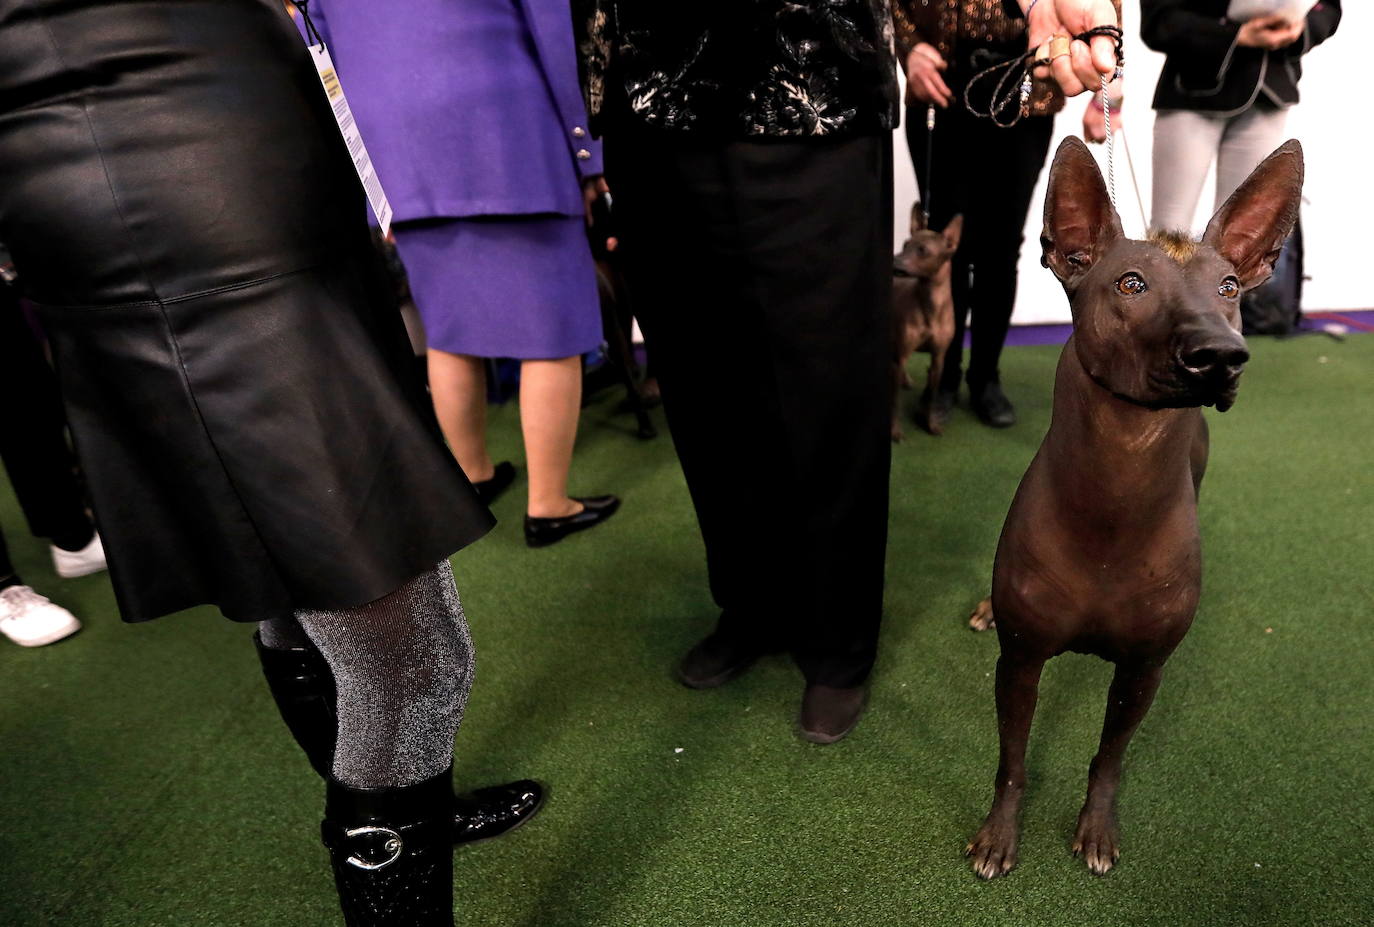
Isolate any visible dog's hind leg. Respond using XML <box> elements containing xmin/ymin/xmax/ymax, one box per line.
<box><xmin>967</xmin><ymin>652</ymin><xmax>1044</xmax><ymax>879</ymax></box>
<box><xmin>1072</xmin><ymin>659</ymin><xmax>1167</xmax><ymax>876</ymax></box>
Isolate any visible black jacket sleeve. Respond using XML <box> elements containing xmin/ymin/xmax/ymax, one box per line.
<box><xmin>1140</xmin><ymin>0</ymin><xmax>1240</xmax><ymax>61</ymax></box>
<box><xmin>1290</xmin><ymin>0</ymin><xmax>1340</xmax><ymax>55</ymax></box>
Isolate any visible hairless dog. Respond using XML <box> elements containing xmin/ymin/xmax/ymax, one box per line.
<box><xmin>892</xmin><ymin>205</ymin><xmax>961</xmax><ymax>439</ymax></box>
<box><xmin>965</xmin><ymin>137</ymin><xmax>1303</xmax><ymax>879</ymax></box>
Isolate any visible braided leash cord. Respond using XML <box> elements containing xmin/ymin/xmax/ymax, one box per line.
<box><xmin>964</xmin><ymin>24</ymin><xmax>1124</xmax><ymax>133</ymax></box>
<box><xmin>1102</xmin><ymin>75</ymin><xmax>1115</xmax><ymax>207</ymax></box>
<box><xmin>1077</xmin><ymin>25</ymin><xmax>1126</xmax><ymax>208</ymax></box>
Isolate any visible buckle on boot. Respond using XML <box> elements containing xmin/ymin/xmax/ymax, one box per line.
<box><xmin>343</xmin><ymin>826</ymin><xmax>404</xmax><ymax>871</ymax></box>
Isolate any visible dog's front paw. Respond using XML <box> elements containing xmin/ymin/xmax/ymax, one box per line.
<box><xmin>968</xmin><ymin>597</ymin><xmax>995</xmax><ymax>632</ymax></box>
<box><xmin>966</xmin><ymin>815</ymin><xmax>1020</xmax><ymax>880</ymax></box>
<box><xmin>1071</xmin><ymin>806</ymin><xmax>1121</xmax><ymax>876</ymax></box>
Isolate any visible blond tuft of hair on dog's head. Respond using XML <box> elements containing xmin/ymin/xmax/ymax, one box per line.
<box><xmin>1148</xmin><ymin>230</ymin><xmax>1200</xmax><ymax>265</ymax></box>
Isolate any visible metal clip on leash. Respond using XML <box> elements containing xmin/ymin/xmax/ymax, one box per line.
<box><xmin>921</xmin><ymin>103</ymin><xmax>936</xmax><ymax>225</ymax></box>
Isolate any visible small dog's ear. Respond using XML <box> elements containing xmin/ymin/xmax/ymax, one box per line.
<box><xmin>1040</xmin><ymin>137</ymin><xmax>1122</xmax><ymax>287</ymax></box>
<box><xmin>1202</xmin><ymin>140</ymin><xmax>1304</xmax><ymax>291</ymax></box>
<box><xmin>911</xmin><ymin>202</ymin><xmax>926</xmax><ymax>235</ymax></box>
<box><xmin>942</xmin><ymin>214</ymin><xmax>964</xmax><ymax>252</ymax></box>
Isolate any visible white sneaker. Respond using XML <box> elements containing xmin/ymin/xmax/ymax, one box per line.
<box><xmin>51</xmin><ymin>532</ymin><xmax>106</xmax><ymax>579</ymax></box>
<box><xmin>0</xmin><ymin>585</ymin><xmax>82</xmax><ymax>647</ymax></box>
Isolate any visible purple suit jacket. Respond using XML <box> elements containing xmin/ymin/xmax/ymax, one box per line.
<box><xmin>309</xmin><ymin>0</ymin><xmax>601</xmax><ymax>221</ymax></box>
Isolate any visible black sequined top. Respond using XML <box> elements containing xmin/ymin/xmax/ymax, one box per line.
<box><xmin>573</xmin><ymin>1</ymin><xmax>900</xmax><ymax>138</ymax></box>
<box><xmin>893</xmin><ymin>0</ymin><xmax>1061</xmax><ymax>116</ymax></box>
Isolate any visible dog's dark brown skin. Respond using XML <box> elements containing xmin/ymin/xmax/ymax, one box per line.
<box><xmin>965</xmin><ymin>137</ymin><xmax>1303</xmax><ymax>880</ymax></box>
<box><xmin>892</xmin><ymin>206</ymin><xmax>961</xmax><ymax>439</ymax></box>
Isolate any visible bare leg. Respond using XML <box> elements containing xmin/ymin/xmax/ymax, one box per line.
<box><xmin>520</xmin><ymin>356</ymin><xmax>584</xmax><ymax>518</ymax></box>
<box><xmin>1072</xmin><ymin>660</ymin><xmax>1166</xmax><ymax>875</ymax></box>
<box><xmin>428</xmin><ymin>349</ymin><xmax>494</xmax><ymax>483</ymax></box>
<box><xmin>967</xmin><ymin>652</ymin><xmax>1044</xmax><ymax>879</ymax></box>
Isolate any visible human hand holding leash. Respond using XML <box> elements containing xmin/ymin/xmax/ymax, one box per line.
<box><xmin>583</xmin><ymin>175</ymin><xmax>617</xmax><ymax>252</ymax></box>
<box><xmin>906</xmin><ymin>43</ymin><xmax>953</xmax><ymax>108</ymax></box>
<box><xmin>1021</xmin><ymin>0</ymin><xmax>1120</xmax><ymax>96</ymax></box>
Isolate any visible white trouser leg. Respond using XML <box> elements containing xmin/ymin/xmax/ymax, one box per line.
<box><xmin>1151</xmin><ymin>110</ymin><xmax>1227</xmax><ymax>235</ymax></box>
<box><xmin>1214</xmin><ymin>106</ymin><xmax>1291</xmax><ymax>212</ymax></box>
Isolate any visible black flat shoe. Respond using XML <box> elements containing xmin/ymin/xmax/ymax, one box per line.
<box><xmin>453</xmin><ymin>780</ymin><xmax>545</xmax><ymax>846</ymax></box>
<box><xmin>969</xmin><ymin>380</ymin><xmax>1016</xmax><ymax>428</ymax></box>
<box><xmin>677</xmin><ymin>631</ymin><xmax>764</xmax><ymax>689</ymax></box>
<box><xmin>524</xmin><ymin>495</ymin><xmax>620</xmax><ymax>547</ymax></box>
<box><xmin>798</xmin><ymin>683</ymin><xmax>868</xmax><ymax>744</ymax></box>
<box><xmin>472</xmin><ymin>461</ymin><xmax>516</xmax><ymax>505</ymax></box>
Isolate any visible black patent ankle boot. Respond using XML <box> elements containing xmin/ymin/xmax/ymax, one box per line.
<box><xmin>322</xmin><ymin>769</ymin><xmax>456</xmax><ymax>927</ymax></box>
<box><xmin>253</xmin><ymin>630</ymin><xmax>337</xmax><ymax>778</ymax></box>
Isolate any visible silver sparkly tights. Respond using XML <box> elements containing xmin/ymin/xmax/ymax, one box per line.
<box><xmin>258</xmin><ymin>559</ymin><xmax>475</xmax><ymax>790</ymax></box>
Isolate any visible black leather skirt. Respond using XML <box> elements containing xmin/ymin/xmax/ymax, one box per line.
<box><xmin>0</xmin><ymin>0</ymin><xmax>493</xmax><ymax>622</ymax></box>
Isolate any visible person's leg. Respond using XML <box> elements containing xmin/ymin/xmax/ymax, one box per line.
<box><xmin>427</xmin><ymin>350</ymin><xmax>495</xmax><ymax>484</ymax></box>
<box><xmin>962</xmin><ymin>114</ymin><xmax>1056</xmax><ymax>426</ymax></box>
<box><xmin>611</xmin><ymin>132</ymin><xmax>892</xmax><ymax>727</ymax></box>
<box><xmin>1214</xmin><ymin>106</ymin><xmax>1290</xmax><ymax>212</ymax></box>
<box><xmin>519</xmin><ymin>356</ymin><xmax>583</xmax><ymax>518</ymax></box>
<box><xmin>0</xmin><ymin>290</ymin><xmax>95</xmax><ymax>552</ymax></box>
<box><xmin>0</xmin><ymin>526</ymin><xmax>18</xmax><ymax>591</ymax></box>
<box><xmin>256</xmin><ymin>586</ymin><xmax>543</xmax><ymax>847</ymax></box>
<box><xmin>293</xmin><ymin>560</ymin><xmax>472</xmax><ymax>789</ymax></box>
<box><xmin>741</xmin><ymin>136</ymin><xmax>892</xmax><ymax>708</ymax></box>
<box><xmin>606</xmin><ymin>129</ymin><xmax>799</xmax><ymax>676</ymax></box>
<box><xmin>1151</xmin><ymin>110</ymin><xmax>1226</xmax><ymax>234</ymax></box>
<box><xmin>283</xmin><ymin>560</ymin><xmax>469</xmax><ymax>927</ymax></box>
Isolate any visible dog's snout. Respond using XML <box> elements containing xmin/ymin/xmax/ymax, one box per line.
<box><xmin>1180</xmin><ymin>342</ymin><xmax>1249</xmax><ymax>377</ymax></box>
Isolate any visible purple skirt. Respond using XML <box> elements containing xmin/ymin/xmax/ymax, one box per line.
<box><xmin>393</xmin><ymin>215</ymin><xmax>602</xmax><ymax>360</ymax></box>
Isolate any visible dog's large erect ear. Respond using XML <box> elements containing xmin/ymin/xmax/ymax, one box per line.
<box><xmin>942</xmin><ymin>213</ymin><xmax>964</xmax><ymax>252</ymax></box>
<box><xmin>911</xmin><ymin>201</ymin><xmax>926</xmax><ymax>235</ymax></box>
<box><xmin>1202</xmin><ymin>140</ymin><xmax>1304</xmax><ymax>291</ymax></box>
<box><xmin>1040</xmin><ymin>137</ymin><xmax>1123</xmax><ymax>287</ymax></box>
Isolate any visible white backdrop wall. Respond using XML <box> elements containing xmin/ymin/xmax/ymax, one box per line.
<box><xmin>891</xmin><ymin>2</ymin><xmax>1369</xmax><ymax>325</ymax></box>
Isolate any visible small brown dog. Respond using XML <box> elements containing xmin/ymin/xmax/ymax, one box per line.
<box><xmin>892</xmin><ymin>205</ymin><xmax>961</xmax><ymax>440</ymax></box>
<box><xmin>965</xmin><ymin>137</ymin><xmax>1303</xmax><ymax>880</ymax></box>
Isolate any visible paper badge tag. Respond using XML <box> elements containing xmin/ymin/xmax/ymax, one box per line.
<box><xmin>308</xmin><ymin>44</ymin><xmax>393</xmax><ymax>236</ymax></box>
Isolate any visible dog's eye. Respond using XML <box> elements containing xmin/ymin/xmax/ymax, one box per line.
<box><xmin>1116</xmin><ymin>273</ymin><xmax>1147</xmax><ymax>296</ymax></box>
<box><xmin>1218</xmin><ymin>276</ymin><xmax>1240</xmax><ymax>299</ymax></box>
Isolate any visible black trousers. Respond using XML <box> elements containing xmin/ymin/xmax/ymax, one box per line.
<box><xmin>607</xmin><ymin>130</ymin><xmax>893</xmax><ymax>688</ymax></box>
<box><xmin>0</xmin><ymin>287</ymin><xmax>90</xmax><ymax>570</ymax></box>
<box><xmin>905</xmin><ymin>101</ymin><xmax>1054</xmax><ymax>390</ymax></box>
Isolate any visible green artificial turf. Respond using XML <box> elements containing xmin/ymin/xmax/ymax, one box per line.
<box><xmin>1</xmin><ymin>334</ymin><xmax>1371</xmax><ymax>927</ymax></box>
